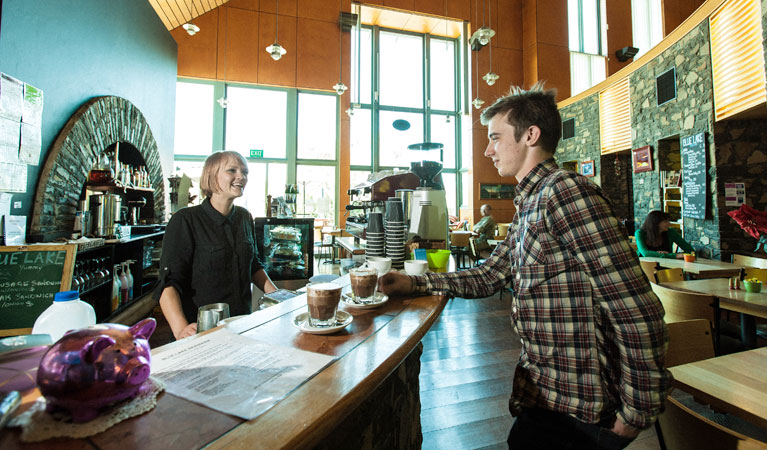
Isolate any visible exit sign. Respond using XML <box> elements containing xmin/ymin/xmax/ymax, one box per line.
<box><xmin>250</xmin><ymin>149</ymin><xmax>264</xmax><ymax>158</ymax></box>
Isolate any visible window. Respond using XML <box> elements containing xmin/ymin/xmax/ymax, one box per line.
<box><xmin>350</xmin><ymin>20</ymin><xmax>463</xmax><ymax>215</ymax></box>
<box><xmin>296</xmin><ymin>165</ymin><xmax>336</xmax><ymax>219</ymax></box>
<box><xmin>568</xmin><ymin>0</ymin><xmax>607</xmax><ymax>95</ymax></box>
<box><xmin>297</xmin><ymin>92</ymin><xmax>337</xmax><ymax>160</ymax></box>
<box><xmin>226</xmin><ymin>87</ymin><xmax>287</xmax><ymax>159</ymax></box>
<box><xmin>174</xmin><ymin>82</ymin><xmax>214</xmax><ymax>156</ymax></box>
<box><xmin>632</xmin><ymin>0</ymin><xmax>663</xmax><ymax>59</ymax></box>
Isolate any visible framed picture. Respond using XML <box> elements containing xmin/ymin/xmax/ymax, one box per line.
<box><xmin>632</xmin><ymin>146</ymin><xmax>653</xmax><ymax>173</ymax></box>
<box><xmin>479</xmin><ymin>184</ymin><xmax>515</xmax><ymax>200</ymax></box>
<box><xmin>580</xmin><ymin>160</ymin><xmax>595</xmax><ymax>177</ymax></box>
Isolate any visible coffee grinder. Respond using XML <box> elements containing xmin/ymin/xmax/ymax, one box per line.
<box><xmin>407</xmin><ymin>143</ymin><xmax>448</xmax><ymax>246</ymax></box>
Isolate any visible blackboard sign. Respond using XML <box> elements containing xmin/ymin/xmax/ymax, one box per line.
<box><xmin>681</xmin><ymin>132</ymin><xmax>707</xmax><ymax>219</ymax></box>
<box><xmin>0</xmin><ymin>245</ymin><xmax>76</xmax><ymax>336</ymax></box>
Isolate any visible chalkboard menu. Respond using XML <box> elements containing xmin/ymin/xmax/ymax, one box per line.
<box><xmin>681</xmin><ymin>132</ymin><xmax>707</xmax><ymax>219</ymax></box>
<box><xmin>0</xmin><ymin>245</ymin><xmax>76</xmax><ymax>336</ymax></box>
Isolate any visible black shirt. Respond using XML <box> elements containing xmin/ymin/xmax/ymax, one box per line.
<box><xmin>154</xmin><ymin>198</ymin><xmax>264</xmax><ymax>323</ymax></box>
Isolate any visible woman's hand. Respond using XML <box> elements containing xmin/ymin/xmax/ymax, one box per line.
<box><xmin>177</xmin><ymin>322</ymin><xmax>197</xmax><ymax>339</ymax></box>
<box><xmin>675</xmin><ymin>253</ymin><xmax>685</xmax><ymax>259</ymax></box>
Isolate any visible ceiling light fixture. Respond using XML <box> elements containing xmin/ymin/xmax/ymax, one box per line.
<box><xmin>182</xmin><ymin>23</ymin><xmax>200</xmax><ymax>35</ymax></box>
<box><xmin>217</xmin><ymin>9</ymin><xmax>229</xmax><ymax>108</ymax></box>
<box><xmin>266</xmin><ymin>0</ymin><xmax>286</xmax><ymax>61</ymax></box>
<box><xmin>483</xmin><ymin>0</ymin><xmax>499</xmax><ymax>86</ymax></box>
<box><xmin>334</xmin><ymin>2</ymin><xmax>348</xmax><ymax>96</ymax></box>
<box><xmin>472</xmin><ymin>0</ymin><xmax>484</xmax><ymax>109</ymax></box>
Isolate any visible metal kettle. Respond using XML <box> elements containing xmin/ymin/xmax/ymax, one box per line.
<box><xmin>90</xmin><ymin>194</ymin><xmax>122</xmax><ymax>237</ymax></box>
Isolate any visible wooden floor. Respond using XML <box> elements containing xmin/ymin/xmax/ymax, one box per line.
<box><xmin>419</xmin><ymin>291</ymin><xmax>662</xmax><ymax>450</ymax></box>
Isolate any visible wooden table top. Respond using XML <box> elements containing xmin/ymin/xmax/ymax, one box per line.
<box><xmin>2</xmin><ymin>290</ymin><xmax>448</xmax><ymax>450</ymax></box>
<box><xmin>670</xmin><ymin>347</ymin><xmax>767</xmax><ymax>429</ymax></box>
<box><xmin>662</xmin><ymin>278</ymin><xmax>767</xmax><ymax>319</ymax></box>
<box><xmin>640</xmin><ymin>256</ymin><xmax>743</xmax><ymax>277</ymax></box>
<box><xmin>335</xmin><ymin>236</ymin><xmax>366</xmax><ymax>255</ymax></box>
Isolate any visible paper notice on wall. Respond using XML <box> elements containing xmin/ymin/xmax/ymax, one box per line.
<box><xmin>19</xmin><ymin>122</ymin><xmax>41</xmax><ymax>165</ymax></box>
<box><xmin>0</xmin><ymin>192</ymin><xmax>11</xmax><ymax>239</ymax></box>
<box><xmin>151</xmin><ymin>328</ymin><xmax>334</xmax><ymax>420</ymax></box>
<box><xmin>0</xmin><ymin>162</ymin><xmax>27</xmax><ymax>192</ymax></box>
<box><xmin>0</xmin><ymin>73</ymin><xmax>23</xmax><ymax>122</ymax></box>
<box><xmin>3</xmin><ymin>215</ymin><xmax>26</xmax><ymax>245</ymax></box>
<box><xmin>725</xmin><ymin>182</ymin><xmax>746</xmax><ymax>207</ymax></box>
<box><xmin>22</xmin><ymin>83</ymin><xmax>43</xmax><ymax>126</ymax></box>
<box><xmin>0</xmin><ymin>116</ymin><xmax>20</xmax><ymax>163</ymax></box>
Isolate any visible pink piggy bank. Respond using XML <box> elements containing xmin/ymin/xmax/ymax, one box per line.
<box><xmin>36</xmin><ymin>318</ymin><xmax>156</xmax><ymax>422</ymax></box>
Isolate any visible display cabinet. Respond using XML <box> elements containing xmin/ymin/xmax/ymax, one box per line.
<box><xmin>254</xmin><ymin>217</ymin><xmax>314</xmax><ymax>282</ymax></box>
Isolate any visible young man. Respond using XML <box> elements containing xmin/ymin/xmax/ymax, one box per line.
<box><xmin>378</xmin><ymin>83</ymin><xmax>671</xmax><ymax>449</ymax></box>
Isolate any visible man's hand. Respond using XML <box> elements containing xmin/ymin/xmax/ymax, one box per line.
<box><xmin>377</xmin><ymin>271</ymin><xmax>415</xmax><ymax>296</ymax></box>
<box><xmin>610</xmin><ymin>418</ymin><xmax>640</xmax><ymax>439</ymax></box>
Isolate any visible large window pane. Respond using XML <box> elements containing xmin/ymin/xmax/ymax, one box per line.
<box><xmin>226</xmin><ymin>87</ymin><xmax>287</xmax><ymax>158</ymax></box>
<box><xmin>174</xmin><ymin>82</ymin><xmax>213</xmax><ymax>156</ymax></box>
<box><xmin>582</xmin><ymin>0</ymin><xmax>599</xmax><ymax>54</ymax></box>
<box><xmin>267</xmin><ymin>163</ymin><xmax>287</xmax><ymax>202</ymax></box>
<box><xmin>352</xmin><ymin>27</ymin><xmax>373</xmax><ymax>105</ymax></box>
<box><xmin>441</xmin><ymin>172</ymin><xmax>457</xmax><ymax>216</ymax></box>
<box><xmin>568</xmin><ymin>0</ymin><xmax>580</xmax><ymax>51</ymax></box>
<box><xmin>350</xmin><ymin>108</ymin><xmax>372</xmax><ymax>166</ymax></box>
<box><xmin>173</xmin><ymin>160</ymin><xmax>205</xmax><ymax>206</ymax></box>
<box><xmin>297</xmin><ymin>92</ymin><xmax>337</xmax><ymax>160</ymax></box>
<box><xmin>379</xmin><ymin>31</ymin><xmax>423</xmax><ymax>108</ymax></box>
<box><xmin>429</xmin><ymin>39</ymin><xmax>456</xmax><ymax>111</ymax></box>
<box><xmin>430</xmin><ymin>115</ymin><xmax>456</xmax><ymax>169</ymax></box>
<box><xmin>236</xmin><ymin>163</ymin><xmax>267</xmax><ymax>217</ymax></box>
<box><xmin>461</xmin><ymin>171</ymin><xmax>470</xmax><ymax>207</ymax></box>
<box><xmin>379</xmin><ymin>110</ymin><xmax>424</xmax><ymax>168</ymax></box>
<box><xmin>350</xmin><ymin>170</ymin><xmax>372</xmax><ymax>189</ymax></box>
<box><xmin>296</xmin><ymin>165</ymin><xmax>336</xmax><ymax>220</ymax></box>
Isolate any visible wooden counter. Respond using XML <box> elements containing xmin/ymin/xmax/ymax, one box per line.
<box><xmin>335</xmin><ymin>236</ymin><xmax>366</xmax><ymax>255</ymax></box>
<box><xmin>2</xmin><ymin>288</ymin><xmax>448</xmax><ymax>450</ymax></box>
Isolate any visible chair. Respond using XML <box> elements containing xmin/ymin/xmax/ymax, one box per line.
<box><xmin>732</xmin><ymin>254</ymin><xmax>767</xmax><ymax>269</ymax></box>
<box><xmin>468</xmin><ymin>237</ymin><xmax>485</xmax><ymax>267</ymax></box>
<box><xmin>639</xmin><ymin>260</ymin><xmax>658</xmax><ymax>283</ymax></box>
<box><xmin>496</xmin><ymin>223</ymin><xmax>510</xmax><ymax>238</ymax></box>
<box><xmin>655</xmin><ymin>267</ymin><xmax>684</xmax><ymax>283</ymax></box>
<box><xmin>650</xmin><ymin>283</ymin><xmax>716</xmax><ymax>324</ymax></box>
<box><xmin>743</xmin><ymin>268</ymin><xmax>767</xmax><ymax>283</ymax></box>
<box><xmin>449</xmin><ymin>232</ymin><xmax>472</xmax><ymax>269</ymax></box>
<box><xmin>665</xmin><ymin>318</ymin><xmax>714</xmax><ymax>367</ymax></box>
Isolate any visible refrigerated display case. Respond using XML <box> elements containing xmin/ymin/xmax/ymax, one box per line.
<box><xmin>254</xmin><ymin>217</ymin><xmax>314</xmax><ymax>281</ymax></box>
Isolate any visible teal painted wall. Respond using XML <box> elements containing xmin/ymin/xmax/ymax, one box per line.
<box><xmin>0</xmin><ymin>0</ymin><xmax>177</xmax><ymax>227</ymax></box>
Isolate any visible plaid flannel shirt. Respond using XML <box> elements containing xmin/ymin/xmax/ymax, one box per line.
<box><xmin>414</xmin><ymin>158</ymin><xmax>672</xmax><ymax>429</ymax></box>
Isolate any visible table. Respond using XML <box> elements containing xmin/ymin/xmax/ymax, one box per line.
<box><xmin>335</xmin><ymin>236</ymin><xmax>365</xmax><ymax>256</ymax></box>
<box><xmin>662</xmin><ymin>278</ymin><xmax>767</xmax><ymax>346</ymax></box>
<box><xmin>1</xmin><ymin>285</ymin><xmax>449</xmax><ymax>449</ymax></box>
<box><xmin>670</xmin><ymin>347</ymin><xmax>767</xmax><ymax>429</ymax></box>
<box><xmin>320</xmin><ymin>227</ymin><xmax>343</xmax><ymax>264</ymax></box>
<box><xmin>640</xmin><ymin>256</ymin><xmax>743</xmax><ymax>278</ymax></box>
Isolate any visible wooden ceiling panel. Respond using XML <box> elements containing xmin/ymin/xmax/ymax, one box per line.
<box><xmin>148</xmin><ymin>0</ymin><xmax>229</xmax><ymax>30</ymax></box>
<box><xmin>360</xmin><ymin>5</ymin><xmax>463</xmax><ymax>38</ymax></box>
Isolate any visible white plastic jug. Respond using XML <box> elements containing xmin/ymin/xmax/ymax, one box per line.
<box><xmin>32</xmin><ymin>291</ymin><xmax>96</xmax><ymax>342</ymax></box>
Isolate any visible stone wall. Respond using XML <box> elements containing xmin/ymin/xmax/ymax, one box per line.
<box><xmin>628</xmin><ymin>20</ymin><xmax>719</xmax><ymax>257</ymax></box>
<box><xmin>557</xmin><ymin>93</ymin><xmax>601</xmax><ymax>178</ymax></box>
<box><xmin>713</xmin><ymin>119</ymin><xmax>767</xmax><ymax>259</ymax></box>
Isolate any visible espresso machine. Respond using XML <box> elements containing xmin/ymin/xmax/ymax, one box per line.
<box><xmin>407</xmin><ymin>143</ymin><xmax>448</xmax><ymax>245</ymax></box>
<box><xmin>345</xmin><ymin>170</ymin><xmax>420</xmax><ymax>240</ymax></box>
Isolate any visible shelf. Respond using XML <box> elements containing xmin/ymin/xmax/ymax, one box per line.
<box><xmin>86</xmin><ymin>181</ymin><xmax>154</xmax><ymax>193</ymax></box>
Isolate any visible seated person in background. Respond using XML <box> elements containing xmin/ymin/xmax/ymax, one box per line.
<box><xmin>635</xmin><ymin>210</ymin><xmax>694</xmax><ymax>259</ymax></box>
<box><xmin>449</xmin><ymin>215</ymin><xmax>467</xmax><ymax>230</ymax></box>
<box><xmin>472</xmin><ymin>204</ymin><xmax>496</xmax><ymax>252</ymax></box>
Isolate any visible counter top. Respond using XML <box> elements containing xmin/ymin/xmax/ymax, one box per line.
<box><xmin>2</xmin><ymin>288</ymin><xmax>447</xmax><ymax>450</ymax></box>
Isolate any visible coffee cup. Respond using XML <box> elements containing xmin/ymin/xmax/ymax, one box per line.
<box><xmin>197</xmin><ymin>303</ymin><xmax>230</xmax><ymax>333</ymax></box>
<box><xmin>366</xmin><ymin>256</ymin><xmax>392</xmax><ymax>274</ymax></box>
<box><xmin>305</xmin><ymin>282</ymin><xmax>343</xmax><ymax>327</ymax></box>
<box><xmin>404</xmin><ymin>260</ymin><xmax>428</xmax><ymax>276</ymax></box>
<box><xmin>349</xmin><ymin>267</ymin><xmax>378</xmax><ymax>303</ymax></box>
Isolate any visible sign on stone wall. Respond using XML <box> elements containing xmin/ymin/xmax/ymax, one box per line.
<box><xmin>681</xmin><ymin>132</ymin><xmax>706</xmax><ymax>219</ymax></box>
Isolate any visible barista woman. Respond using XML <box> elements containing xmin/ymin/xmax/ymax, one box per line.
<box><xmin>156</xmin><ymin>151</ymin><xmax>277</xmax><ymax>339</ymax></box>
<box><xmin>635</xmin><ymin>210</ymin><xmax>694</xmax><ymax>259</ymax></box>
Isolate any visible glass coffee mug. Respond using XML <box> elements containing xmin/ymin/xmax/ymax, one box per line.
<box><xmin>305</xmin><ymin>282</ymin><xmax>343</xmax><ymax>327</ymax></box>
<box><xmin>349</xmin><ymin>267</ymin><xmax>378</xmax><ymax>303</ymax></box>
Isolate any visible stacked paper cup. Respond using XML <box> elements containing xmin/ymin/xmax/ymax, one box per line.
<box><xmin>384</xmin><ymin>198</ymin><xmax>407</xmax><ymax>270</ymax></box>
<box><xmin>366</xmin><ymin>212</ymin><xmax>385</xmax><ymax>257</ymax></box>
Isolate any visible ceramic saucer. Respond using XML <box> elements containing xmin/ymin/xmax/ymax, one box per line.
<box><xmin>341</xmin><ymin>292</ymin><xmax>389</xmax><ymax>309</ymax></box>
<box><xmin>292</xmin><ymin>310</ymin><xmax>353</xmax><ymax>335</ymax></box>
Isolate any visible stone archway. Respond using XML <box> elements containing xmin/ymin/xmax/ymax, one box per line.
<box><xmin>31</xmin><ymin>96</ymin><xmax>166</xmax><ymax>236</ymax></box>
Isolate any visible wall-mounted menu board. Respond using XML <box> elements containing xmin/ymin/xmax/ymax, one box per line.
<box><xmin>681</xmin><ymin>132</ymin><xmax>706</xmax><ymax>220</ymax></box>
<box><xmin>0</xmin><ymin>244</ymin><xmax>76</xmax><ymax>336</ymax></box>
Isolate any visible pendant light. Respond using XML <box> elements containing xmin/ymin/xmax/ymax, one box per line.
<box><xmin>333</xmin><ymin>0</ymin><xmax>348</xmax><ymax>95</ymax></box>
<box><xmin>265</xmin><ymin>0</ymin><xmax>286</xmax><ymax>61</ymax></box>
<box><xmin>482</xmin><ymin>0</ymin><xmax>499</xmax><ymax>86</ymax></box>
<box><xmin>182</xmin><ymin>1</ymin><xmax>202</xmax><ymax>35</ymax></box>
<box><xmin>471</xmin><ymin>0</ymin><xmax>484</xmax><ymax>109</ymax></box>
<box><xmin>217</xmin><ymin>9</ymin><xmax>229</xmax><ymax>108</ymax></box>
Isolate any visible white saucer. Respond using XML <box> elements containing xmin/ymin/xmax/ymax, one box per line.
<box><xmin>292</xmin><ymin>310</ymin><xmax>353</xmax><ymax>334</ymax></box>
<box><xmin>341</xmin><ymin>291</ymin><xmax>389</xmax><ymax>309</ymax></box>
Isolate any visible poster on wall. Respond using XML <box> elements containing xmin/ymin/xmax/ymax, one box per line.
<box><xmin>681</xmin><ymin>132</ymin><xmax>707</xmax><ymax>219</ymax></box>
<box><xmin>725</xmin><ymin>182</ymin><xmax>746</xmax><ymax>207</ymax></box>
<box><xmin>0</xmin><ymin>73</ymin><xmax>23</xmax><ymax>122</ymax></box>
<box><xmin>0</xmin><ymin>161</ymin><xmax>27</xmax><ymax>192</ymax></box>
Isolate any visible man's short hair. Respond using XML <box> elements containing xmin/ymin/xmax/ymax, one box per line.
<box><xmin>479</xmin><ymin>82</ymin><xmax>562</xmax><ymax>153</ymax></box>
<box><xmin>199</xmin><ymin>151</ymin><xmax>248</xmax><ymax>199</ymax></box>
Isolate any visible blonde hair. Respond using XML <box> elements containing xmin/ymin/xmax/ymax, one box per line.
<box><xmin>199</xmin><ymin>151</ymin><xmax>247</xmax><ymax>199</ymax></box>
